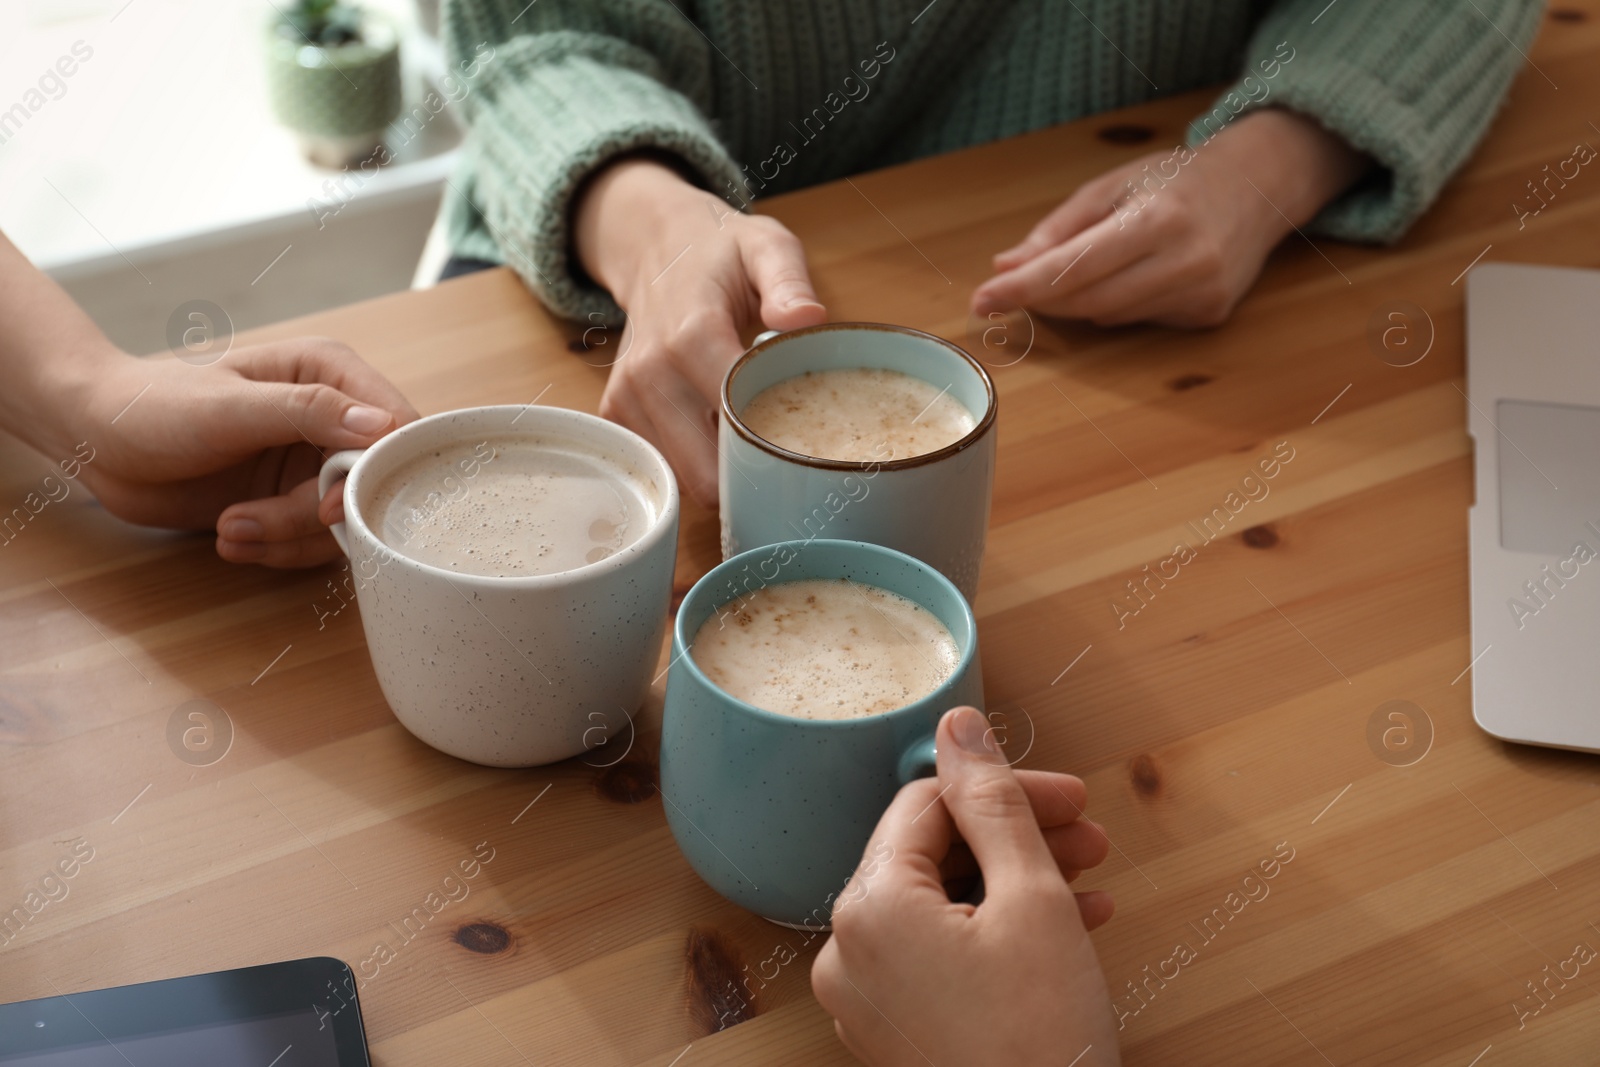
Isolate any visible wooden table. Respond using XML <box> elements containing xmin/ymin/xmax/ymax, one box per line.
<box><xmin>6</xmin><ymin>9</ymin><xmax>1600</xmax><ymax>1064</ymax></box>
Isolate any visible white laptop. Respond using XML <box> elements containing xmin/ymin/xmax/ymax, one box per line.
<box><xmin>1467</xmin><ymin>262</ymin><xmax>1600</xmax><ymax>752</ymax></box>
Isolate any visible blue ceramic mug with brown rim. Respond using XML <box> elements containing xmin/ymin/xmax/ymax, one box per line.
<box><xmin>719</xmin><ymin>323</ymin><xmax>997</xmax><ymax>602</ymax></box>
<box><xmin>660</xmin><ymin>538</ymin><xmax>984</xmax><ymax>928</ymax></box>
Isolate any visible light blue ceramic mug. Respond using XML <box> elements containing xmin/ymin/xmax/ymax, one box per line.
<box><xmin>719</xmin><ymin>323</ymin><xmax>997</xmax><ymax>602</ymax></box>
<box><xmin>660</xmin><ymin>538</ymin><xmax>984</xmax><ymax>928</ymax></box>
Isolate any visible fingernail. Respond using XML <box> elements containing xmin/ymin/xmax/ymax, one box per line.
<box><xmin>220</xmin><ymin>518</ymin><xmax>264</xmax><ymax>542</ymax></box>
<box><xmin>785</xmin><ymin>297</ymin><xmax>824</xmax><ymax>310</ymax></box>
<box><xmin>950</xmin><ymin>707</ymin><xmax>998</xmax><ymax>754</ymax></box>
<box><xmin>341</xmin><ymin>405</ymin><xmax>391</xmax><ymax>434</ymax></box>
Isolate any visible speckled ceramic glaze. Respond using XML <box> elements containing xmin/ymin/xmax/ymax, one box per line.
<box><xmin>720</xmin><ymin>324</ymin><xmax>997</xmax><ymax>602</ymax></box>
<box><xmin>318</xmin><ymin>406</ymin><xmax>679</xmax><ymax>767</ymax></box>
<box><xmin>660</xmin><ymin>539</ymin><xmax>983</xmax><ymax>927</ymax></box>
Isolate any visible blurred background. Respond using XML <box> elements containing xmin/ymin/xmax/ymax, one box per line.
<box><xmin>0</xmin><ymin>0</ymin><xmax>459</xmax><ymax>355</ymax></box>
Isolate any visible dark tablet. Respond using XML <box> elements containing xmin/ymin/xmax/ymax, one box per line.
<box><xmin>0</xmin><ymin>957</ymin><xmax>370</xmax><ymax>1066</ymax></box>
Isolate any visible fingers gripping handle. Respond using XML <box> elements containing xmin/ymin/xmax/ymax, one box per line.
<box><xmin>317</xmin><ymin>449</ymin><xmax>365</xmax><ymax>557</ymax></box>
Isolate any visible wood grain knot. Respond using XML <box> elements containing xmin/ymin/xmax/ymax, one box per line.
<box><xmin>454</xmin><ymin>922</ymin><xmax>512</xmax><ymax>954</ymax></box>
<box><xmin>1130</xmin><ymin>754</ymin><xmax>1162</xmax><ymax>797</ymax></box>
<box><xmin>685</xmin><ymin>927</ymin><xmax>757</xmax><ymax>1034</ymax></box>
<box><xmin>1168</xmin><ymin>373</ymin><xmax>1213</xmax><ymax>392</ymax></box>
<box><xmin>1098</xmin><ymin>124</ymin><xmax>1155</xmax><ymax>145</ymax></box>
<box><xmin>1240</xmin><ymin>524</ymin><xmax>1279</xmax><ymax>549</ymax></box>
<box><xmin>566</xmin><ymin>336</ymin><xmax>593</xmax><ymax>353</ymax></box>
<box><xmin>595</xmin><ymin>760</ymin><xmax>658</xmax><ymax>804</ymax></box>
<box><xmin>1550</xmin><ymin>8</ymin><xmax>1585</xmax><ymax>21</ymax></box>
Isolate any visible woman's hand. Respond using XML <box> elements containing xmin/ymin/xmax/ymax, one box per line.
<box><xmin>811</xmin><ymin>706</ymin><xmax>1121</xmax><ymax>1067</ymax></box>
<box><xmin>973</xmin><ymin>108</ymin><xmax>1368</xmax><ymax>328</ymax></box>
<box><xmin>0</xmin><ymin>232</ymin><xmax>417</xmax><ymax>568</ymax></box>
<box><xmin>70</xmin><ymin>338</ymin><xmax>418</xmax><ymax>567</ymax></box>
<box><xmin>574</xmin><ymin>159</ymin><xmax>828</xmax><ymax>506</ymax></box>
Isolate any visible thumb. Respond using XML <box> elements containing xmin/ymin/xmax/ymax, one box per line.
<box><xmin>203</xmin><ymin>377</ymin><xmax>397</xmax><ymax>454</ymax></box>
<box><xmin>935</xmin><ymin>706</ymin><xmax>1059</xmax><ymax>899</ymax></box>
<box><xmin>740</xmin><ymin>223</ymin><xmax>828</xmax><ymax>332</ymax></box>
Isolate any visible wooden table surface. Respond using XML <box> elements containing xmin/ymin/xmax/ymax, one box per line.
<box><xmin>7</xmin><ymin>8</ymin><xmax>1600</xmax><ymax>1064</ymax></box>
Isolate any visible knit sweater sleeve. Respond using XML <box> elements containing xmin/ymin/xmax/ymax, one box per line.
<box><xmin>440</xmin><ymin>0</ymin><xmax>745</xmax><ymax>322</ymax></box>
<box><xmin>1185</xmin><ymin>0</ymin><xmax>1544</xmax><ymax>243</ymax></box>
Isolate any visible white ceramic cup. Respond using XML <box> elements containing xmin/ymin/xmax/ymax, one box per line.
<box><xmin>317</xmin><ymin>405</ymin><xmax>680</xmax><ymax>767</ymax></box>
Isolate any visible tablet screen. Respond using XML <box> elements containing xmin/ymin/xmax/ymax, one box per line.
<box><xmin>0</xmin><ymin>958</ymin><xmax>369</xmax><ymax>1067</ymax></box>
<box><xmin>1</xmin><ymin>1010</ymin><xmax>336</xmax><ymax>1067</ymax></box>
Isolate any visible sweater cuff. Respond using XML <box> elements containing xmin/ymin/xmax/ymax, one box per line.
<box><xmin>1186</xmin><ymin>65</ymin><xmax>1431</xmax><ymax>245</ymax></box>
<box><xmin>447</xmin><ymin>46</ymin><xmax>745</xmax><ymax>324</ymax></box>
<box><xmin>1185</xmin><ymin>0</ymin><xmax>1540</xmax><ymax>245</ymax></box>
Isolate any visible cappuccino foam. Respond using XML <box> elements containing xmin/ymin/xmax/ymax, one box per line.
<box><xmin>690</xmin><ymin>578</ymin><xmax>959</xmax><ymax>720</ymax></box>
<box><xmin>368</xmin><ymin>436</ymin><xmax>654</xmax><ymax>578</ymax></box>
<box><xmin>740</xmin><ymin>368</ymin><xmax>976</xmax><ymax>462</ymax></box>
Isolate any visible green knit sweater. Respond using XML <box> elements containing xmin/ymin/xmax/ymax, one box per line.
<box><xmin>439</xmin><ymin>0</ymin><xmax>1542</xmax><ymax>324</ymax></box>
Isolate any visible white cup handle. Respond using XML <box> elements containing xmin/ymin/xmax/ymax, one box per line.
<box><xmin>318</xmin><ymin>449</ymin><xmax>365</xmax><ymax>558</ymax></box>
<box><xmin>752</xmin><ymin>330</ymin><xmax>781</xmax><ymax>345</ymax></box>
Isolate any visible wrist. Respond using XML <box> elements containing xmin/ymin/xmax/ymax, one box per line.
<box><xmin>2</xmin><ymin>337</ymin><xmax>125</xmax><ymax>461</ymax></box>
<box><xmin>0</xmin><ymin>232</ymin><xmax>135</xmax><ymax>459</ymax></box>
<box><xmin>50</xmin><ymin>341</ymin><xmax>128</xmax><ymax>460</ymax></box>
<box><xmin>573</xmin><ymin>158</ymin><xmax>705</xmax><ymax>296</ymax></box>
<box><xmin>1212</xmin><ymin>108</ymin><xmax>1368</xmax><ymax>235</ymax></box>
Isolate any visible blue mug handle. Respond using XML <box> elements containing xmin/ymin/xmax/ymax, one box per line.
<box><xmin>896</xmin><ymin>735</ymin><xmax>938</xmax><ymax>784</ymax></box>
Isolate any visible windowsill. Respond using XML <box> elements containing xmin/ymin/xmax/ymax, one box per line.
<box><xmin>0</xmin><ymin>0</ymin><xmax>459</xmax><ymax>272</ymax></box>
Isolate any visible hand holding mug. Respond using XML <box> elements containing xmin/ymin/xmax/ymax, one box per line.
<box><xmin>574</xmin><ymin>158</ymin><xmax>828</xmax><ymax>506</ymax></box>
<box><xmin>0</xmin><ymin>231</ymin><xmax>413</xmax><ymax>567</ymax></box>
<box><xmin>68</xmin><ymin>336</ymin><xmax>414</xmax><ymax>567</ymax></box>
<box><xmin>812</xmin><ymin>707</ymin><xmax>1120</xmax><ymax>1067</ymax></box>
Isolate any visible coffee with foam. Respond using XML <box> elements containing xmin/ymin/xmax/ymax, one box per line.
<box><xmin>690</xmin><ymin>578</ymin><xmax>959</xmax><ymax>720</ymax></box>
<box><xmin>740</xmin><ymin>368</ymin><xmax>976</xmax><ymax>462</ymax></box>
<box><xmin>368</xmin><ymin>436</ymin><xmax>656</xmax><ymax>578</ymax></box>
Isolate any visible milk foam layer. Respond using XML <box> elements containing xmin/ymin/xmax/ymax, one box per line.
<box><xmin>740</xmin><ymin>368</ymin><xmax>977</xmax><ymax>462</ymax></box>
<box><xmin>368</xmin><ymin>436</ymin><xmax>653</xmax><ymax>577</ymax></box>
<box><xmin>690</xmin><ymin>578</ymin><xmax>959</xmax><ymax>720</ymax></box>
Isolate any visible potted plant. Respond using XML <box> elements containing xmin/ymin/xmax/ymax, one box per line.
<box><xmin>265</xmin><ymin>0</ymin><xmax>403</xmax><ymax>168</ymax></box>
